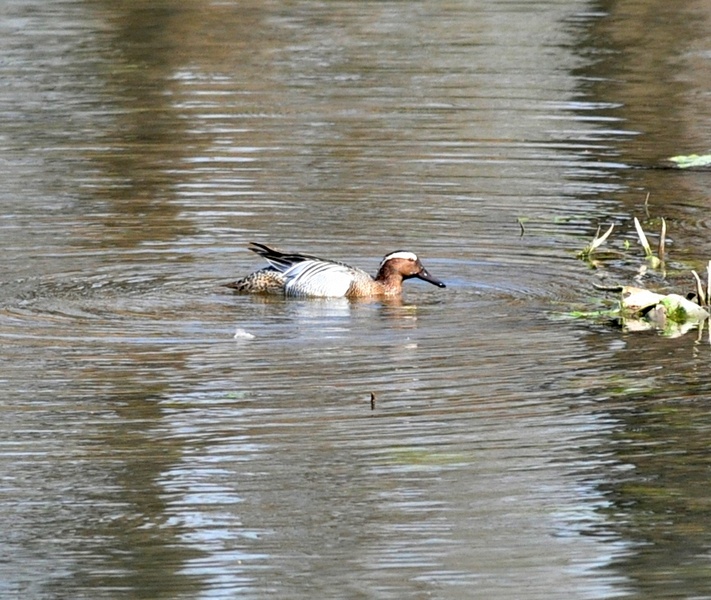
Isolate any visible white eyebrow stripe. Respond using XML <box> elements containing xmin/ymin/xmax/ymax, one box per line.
<box><xmin>381</xmin><ymin>251</ymin><xmax>418</xmax><ymax>264</ymax></box>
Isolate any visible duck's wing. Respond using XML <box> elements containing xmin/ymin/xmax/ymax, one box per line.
<box><xmin>283</xmin><ymin>260</ymin><xmax>356</xmax><ymax>297</ymax></box>
<box><xmin>248</xmin><ymin>242</ymin><xmax>322</xmax><ymax>272</ymax></box>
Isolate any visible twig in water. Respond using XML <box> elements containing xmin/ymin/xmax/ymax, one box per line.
<box><xmin>517</xmin><ymin>218</ymin><xmax>526</xmax><ymax>237</ymax></box>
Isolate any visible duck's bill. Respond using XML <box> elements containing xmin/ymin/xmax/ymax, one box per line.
<box><xmin>417</xmin><ymin>269</ymin><xmax>446</xmax><ymax>288</ymax></box>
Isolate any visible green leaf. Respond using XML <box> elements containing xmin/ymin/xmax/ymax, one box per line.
<box><xmin>668</xmin><ymin>154</ymin><xmax>711</xmax><ymax>169</ymax></box>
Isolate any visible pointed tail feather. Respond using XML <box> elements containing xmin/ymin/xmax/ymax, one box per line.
<box><xmin>247</xmin><ymin>242</ymin><xmax>321</xmax><ymax>272</ymax></box>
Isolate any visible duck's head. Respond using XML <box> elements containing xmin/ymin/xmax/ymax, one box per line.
<box><xmin>379</xmin><ymin>251</ymin><xmax>446</xmax><ymax>288</ymax></box>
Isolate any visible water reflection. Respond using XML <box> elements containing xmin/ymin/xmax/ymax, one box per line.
<box><xmin>569</xmin><ymin>2</ymin><xmax>711</xmax><ymax>593</ymax></box>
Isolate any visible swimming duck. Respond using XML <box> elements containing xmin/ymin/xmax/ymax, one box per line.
<box><xmin>225</xmin><ymin>242</ymin><xmax>446</xmax><ymax>298</ymax></box>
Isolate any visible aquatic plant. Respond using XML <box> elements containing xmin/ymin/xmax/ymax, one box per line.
<box><xmin>573</xmin><ymin>207</ymin><xmax>710</xmax><ymax>338</ymax></box>
<box><xmin>577</xmin><ymin>223</ymin><xmax>615</xmax><ymax>260</ymax></box>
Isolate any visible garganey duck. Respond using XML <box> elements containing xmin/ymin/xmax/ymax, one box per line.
<box><xmin>226</xmin><ymin>242</ymin><xmax>446</xmax><ymax>298</ymax></box>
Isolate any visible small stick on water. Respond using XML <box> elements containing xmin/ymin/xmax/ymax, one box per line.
<box><xmin>707</xmin><ymin>260</ymin><xmax>711</xmax><ymax>307</ymax></box>
<box><xmin>658</xmin><ymin>217</ymin><xmax>666</xmax><ymax>262</ymax></box>
<box><xmin>517</xmin><ymin>218</ymin><xmax>526</xmax><ymax>237</ymax></box>
<box><xmin>370</xmin><ymin>392</ymin><xmax>376</xmax><ymax>410</ymax></box>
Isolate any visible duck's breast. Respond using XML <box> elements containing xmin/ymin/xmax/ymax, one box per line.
<box><xmin>284</xmin><ymin>261</ymin><xmax>356</xmax><ymax>297</ymax></box>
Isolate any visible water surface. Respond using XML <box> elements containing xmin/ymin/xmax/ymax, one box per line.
<box><xmin>2</xmin><ymin>1</ymin><xmax>711</xmax><ymax>599</ymax></box>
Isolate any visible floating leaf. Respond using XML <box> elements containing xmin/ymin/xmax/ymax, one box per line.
<box><xmin>668</xmin><ymin>154</ymin><xmax>711</xmax><ymax>169</ymax></box>
<box><xmin>586</xmin><ymin>285</ymin><xmax>711</xmax><ymax>337</ymax></box>
<box><xmin>659</xmin><ymin>294</ymin><xmax>710</xmax><ymax>324</ymax></box>
<box><xmin>619</xmin><ymin>286</ymin><xmax>665</xmax><ymax>313</ymax></box>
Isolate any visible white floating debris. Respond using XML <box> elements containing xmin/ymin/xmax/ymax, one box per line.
<box><xmin>233</xmin><ymin>328</ymin><xmax>255</xmax><ymax>340</ymax></box>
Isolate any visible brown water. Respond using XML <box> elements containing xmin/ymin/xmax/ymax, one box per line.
<box><xmin>2</xmin><ymin>0</ymin><xmax>711</xmax><ymax>598</ymax></box>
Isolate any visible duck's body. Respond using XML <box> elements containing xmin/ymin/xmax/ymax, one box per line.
<box><xmin>226</xmin><ymin>242</ymin><xmax>446</xmax><ymax>298</ymax></box>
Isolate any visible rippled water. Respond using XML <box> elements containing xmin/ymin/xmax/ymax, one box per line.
<box><xmin>3</xmin><ymin>0</ymin><xmax>711</xmax><ymax>598</ymax></box>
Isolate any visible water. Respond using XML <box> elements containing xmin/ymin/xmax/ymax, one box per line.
<box><xmin>2</xmin><ymin>0</ymin><xmax>711</xmax><ymax>598</ymax></box>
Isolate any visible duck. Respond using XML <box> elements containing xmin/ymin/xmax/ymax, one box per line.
<box><xmin>225</xmin><ymin>242</ymin><xmax>446</xmax><ymax>298</ymax></box>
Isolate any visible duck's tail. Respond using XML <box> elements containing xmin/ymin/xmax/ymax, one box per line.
<box><xmin>248</xmin><ymin>242</ymin><xmax>320</xmax><ymax>272</ymax></box>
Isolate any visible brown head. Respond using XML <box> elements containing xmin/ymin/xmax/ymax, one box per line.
<box><xmin>375</xmin><ymin>251</ymin><xmax>446</xmax><ymax>290</ymax></box>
